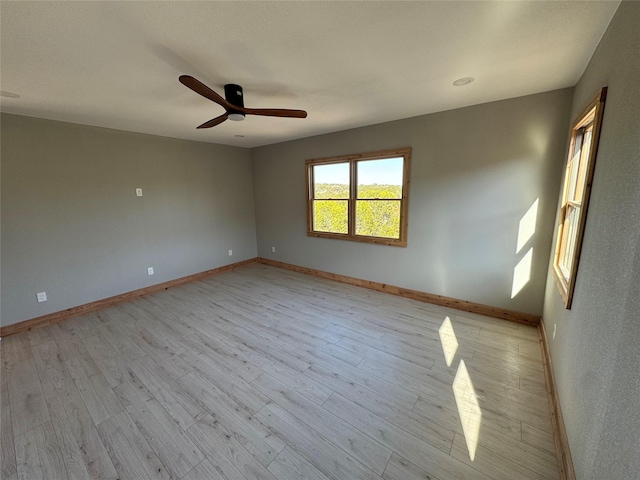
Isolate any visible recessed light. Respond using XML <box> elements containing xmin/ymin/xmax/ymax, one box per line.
<box><xmin>234</xmin><ymin>135</ymin><xmax>245</xmax><ymax>138</ymax></box>
<box><xmin>0</xmin><ymin>91</ymin><xmax>20</xmax><ymax>98</ymax></box>
<box><xmin>452</xmin><ymin>77</ymin><xmax>474</xmax><ymax>87</ymax></box>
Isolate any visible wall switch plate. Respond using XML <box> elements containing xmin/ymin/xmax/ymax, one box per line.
<box><xmin>228</xmin><ymin>250</ymin><xmax>233</xmax><ymax>256</ymax></box>
<box><xmin>147</xmin><ymin>267</ymin><xmax>154</xmax><ymax>275</ymax></box>
<box><xmin>136</xmin><ymin>188</ymin><xmax>143</xmax><ymax>196</ymax></box>
<box><xmin>37</xmin><ymin>291</ymin><xmax>47</xmax><ymax>303</ymax></box>
<box><xmin>271</xmin><ymin>246</ymin><xmax>276</xmax><ymax>253</ymax></box>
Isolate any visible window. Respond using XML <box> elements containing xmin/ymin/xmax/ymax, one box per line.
<box><xmin>306</xmin><ymin>148</ymin><xmax>411</xmax><ymax>246</ymax></box>
<box><xmin>553</xmin><ymin>87</ymin><xmax>606</xmax><ymax>308</ymax></box>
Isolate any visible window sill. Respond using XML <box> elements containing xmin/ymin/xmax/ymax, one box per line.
<box><xmin>307</xmin><ymin>230</ymin><xmax>407</xmax><ymax>247</ymax></box>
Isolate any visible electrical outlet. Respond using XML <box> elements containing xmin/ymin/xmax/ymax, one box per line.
<box><xmin>136</xmin><ymin>188</ymin><xmax>143</xmax><ymax>196</ymax></box>
<box><xmin>553</xmin><ymin>324</ymin><xmax>557</xmax><ymax>340</ymax></box>
<box><xmin>228</xmin><ymin>249</ymin><xmax>233</xmax><ymax>256</ymax></box>
<box><xmin>36</xmin><ymin>291</ymin><xmax>47</xmax><ymax>303</ymax></box>
<box><xmin>271</xmin><ymin>246</ymin><xmax>276</xmax><ymax>253</ymax></box>
<box><xmin>147</xmin><ymin>267</ymin><xmax>154</xmax><ymax>275</ymax></box>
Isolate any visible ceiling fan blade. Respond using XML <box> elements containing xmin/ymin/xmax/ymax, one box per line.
<box><xmin>179</xmin><ymin>75</ymin><xmax>231</xmax><ymax>109</ymax></box>
<box><xmin>197</xmin><ymin>113</ymin><xmax>229</xmax><ymax>129</ymax></box>
<box><xmin>241</xmin><ymin>107</ymin><xmax>307</xmax><ymax>118</ymax></box>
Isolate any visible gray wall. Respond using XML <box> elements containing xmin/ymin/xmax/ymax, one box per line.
<box><xmin>252</xmin><ymin>89</ymin><xmax>573</xmax><ymax>316</ymax></box>
<box><xmin>1</xmin><ymin>114</ymin><xmax>257</xmax><ymax>326</ymax></box>
<box><xmin>541</xmin><ymin>2</ymin><xmax>640</xmax><ymax>479</ymax></box>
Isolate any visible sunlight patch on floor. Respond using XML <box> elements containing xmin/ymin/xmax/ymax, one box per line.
<box><xmin>438</xmin><ymin>316</ymin><xmax>459</xmax><ymax>367</ymax></box>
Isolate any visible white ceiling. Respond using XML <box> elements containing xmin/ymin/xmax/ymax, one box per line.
<box><xmin>0</xmin><ymin>1</ymin><xmax>619</xmax><ymax>148</ymax></box>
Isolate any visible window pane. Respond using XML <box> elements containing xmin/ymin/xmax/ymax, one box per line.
<box><xmin>560</xmin><ymin>205</ymin><xmax>580</xmax><ymax>278</ymax></box>
<box><xmin>357</xmin><ymin>158</ymin><xmax>403</xmax><ymax>199</ymax></box>
<box><xmin>574</xmin><ymin>126</ymin><xmax>593</xmax><ymax>202</ymax></box>
<box><xmin>356</xmin><ymin>200</ymin><xmax>400</xmax><ymax>238</ymax></box>
<box><xmin>313</xmin><ymin>200</ymin><xmax>348</xmax><ymax>234</ymax></box>
<box><xmin>313</xmin><ymin>163</ymin><xmax>349</xmax><ymax>199</ymax></box>
<box><xmin>567</xmin><ymin>130</ymin><xmax>583</xmax><ymax>202</ymax></box>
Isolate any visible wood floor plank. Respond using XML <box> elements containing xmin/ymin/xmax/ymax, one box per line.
<box><xmin>50</xmin><ymin>324</ymin><xmax>89</xmax><ymax>362</ymax></box>
<box><xmin>256</xmin><ymin>359</ymin><xmax>333</xmax><ymax>406</ymax></box>
<box><xmin>181</xmin><ymin>332</ymin><xmax>263</xmax><ymax>382</ymax></box>
<box><xmin>184</xmin><ymin>329</ymin><xmax>330</xmax><ymax>406</ymax></box>
<box><xmin>382</xmin><ymin>453</ymin><xmax>442</xmax><ymax>480</ymax></box>
<box><xmin>522</xmin><ymin>422</ymin><xmax>557</xmax><ymax>456</ymax></box>
<box><xmin>57</xmin><ymin>315</ymin><xmax>101</xmax><ymax>342</ymax></box>
<box><xmin>519</xmin><ymin>375</ymin><xmax>549</xmax><ymax>398</ymax></box>
<box><xmin>178</xmin><ymin>371</ymin><xmax>285</xmax><ymax>466</ymax></box>
<box><xmin>128</xmin><ymin>355</ymin><xmax>206</xmax><ymax>431</ymax></box>
<box><xmin>128</xmin><ymin>328</ymin><xmax>191</xmax><ymax>381</ymax></box>
<box><xmin>252</xmin><ymin>373</ymin><xmax>392</xmax><ymax>474</ymax></box>
<box><xmin>81</xmin><ymin>334</ymin><xmax>136</xmax><ymax>387</ymax></box>
<box><xmin>96</xmin><ymin>323</ymin><xmax>146</xmax><ymax>364</ymax></box>
<box><xmin>1</xmin><ymin>385</ymin><xmax>17</xmax><ymax>479</ymax></box>
<box><xmin>296</xmin><ymin>346</ymin><xmax>419</xmax><ymax>411</ymax></box>
<box><xmin>179</xmin><ymin>349</ymin><xmax>270</xmax><ymax>415</ymax></box>
<box><xmin>14</xmin><ymin>421</ymin><xmax>67</xmax><ymax>480</ymax></box>
<box><xmin>323</xmin><ymin>392</ymin><xmax>490</xmax><ymax>480</ymax></box>
<box><xmin>186</xmin><ymin>415</ymin><xmax>278</xmax><ymax>480</ymax></box>
<box><xmin>472</xmin><ymin>349</ymin><xmax>544</xmax><ymax>374</ymax></box>
<box><xmin>519</xmin><ymin>341</ymin><xmax>544</xmax><ymax>361</ymax></box>
<box><xmin>267</xmin><ymin>446</ymin><xmax>333</xmax><ymax>480</ymax></box>
<box><xmin>181</xmin><ymin>458</ymin><xmax>228</xmax><ymax>480</ymax></box>
<box><xmin>53</xmin><ymin>385</ymin><xmax>119</xmax><ymax>480</ymax></box>
<box><xmin>186</xmin><ymin>314</ymin><xmax>311</xmax><ymax>373</ymax></box>
<box><xmin>47</xmin><ymin>396</ymin><xmax>94</xmax><ymax>480</ymax></box>
<box><xmin>96</xmin><ymin>411</ymin><xmax>170</xmax><ymax>480</ymax></box>
<box><xmin>31</xmin><ymin>340</ymin><xmax>77</xmax><ymax>401</ymax></box>
<box><xmin>427</xmin><ymin>363</ymin><xmax>551</xmax><ymax>435</ymax></box>
<box><xmin>413</xmin><ymin>393</ymin><xmax>523</xmax><ymax>442</ymax></box>
<box><xmin>337</xmin><ymin>335</ymin><xmax>437</xmax><ymax>370</ymax></box>
<box><xmin>2</xmin><ymin>333</ymin><xmax>32</xmax><ymax>369</ymax></box>
<box><xmin>112</xmin><ymin>381</ymin><xmax>205</xmax><ymax>478</ymax></box>
<box><xmin>450</xmin><ymin>433</ymin><xmax>558</xmax><ymax>480</ymax></box>
<box><xmin>472</xmin><ymin>426</ymin><xmax>559</xmax><ymax>478</ymax></box>
<box><xmin>27</xmin><ymin>325</ymin><xmax>55</xmax><ymax>348</ymax></box>
<box><xmin>127</xmin><ymin>321</ymin><xmax>186</xmax><ymax>354</ymax></box>
<box><xmin>14</xmin><ymin>425</ymin><xmax>44</xmax><ymax>480</ymax></box>
<box><xmin>355</xmin><ymin>356</ymin><xmax>454</xmax><ymax>406</ymax></box>
<box><xmin>256</xmin><ymin>403</ymin><xmax>384</xmax><ymax>480</ymax></box>
<box><xmin>323</xmin><ymin>323</ymin><xmax>385</xmax><ymax>342</ymax></box>
<box><xmin>7</xmin><ymin>359</ymin><xmax>50</xmax><ymax>437</ymax></box>
<box><xmin>65</xmin><ymin>355</ymin><xmax>123</xmax><ymax>425</ymax></box>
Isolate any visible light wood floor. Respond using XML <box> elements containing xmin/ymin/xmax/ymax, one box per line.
<box><xmin>0</xmin><ymin>264</ymin><xmax>559</xmax><ymax>480</ymax></box>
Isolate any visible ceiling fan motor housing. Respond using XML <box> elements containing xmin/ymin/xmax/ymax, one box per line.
<box><xmin>225</xmin><ymin>84</ymin><xmax>245</xmax><ymax>120</ymax></box>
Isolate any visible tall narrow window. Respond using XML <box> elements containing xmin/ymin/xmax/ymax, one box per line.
<box><xmin>306</xmin><ymin>148</ymin><xmax>411</xmax><ymax>246</ymax></box>
<box><xmin>553</xmin><ymin>87</ymin><xmax>606</xmax><ymax>308</ymax></box>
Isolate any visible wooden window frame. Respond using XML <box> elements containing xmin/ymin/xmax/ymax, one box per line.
<box><xmin>552</xmin><ymin>87</ymin><xmax>607</xmax><ymax>309</ymax></box>
<box><xmin>306</xmin><ymin>147</ymin><xmax>411</xmax><ymax>247</ymax></box>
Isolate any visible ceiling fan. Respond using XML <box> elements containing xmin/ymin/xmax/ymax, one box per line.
<box><xmin>179</xmin><ymin>75</ymin><xmax>307</xmax><ymax>129</ymax></box>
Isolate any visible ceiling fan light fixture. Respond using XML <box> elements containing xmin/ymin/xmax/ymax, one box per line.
<box><xmin>453</xmin><ymin>77</ymin><xmax>475</xmax><ymax>87</ymax></box>
<box><xmin>179</xmin><ymin>75</ymin><xmax>307</xmax><ymax>129</ymax></box>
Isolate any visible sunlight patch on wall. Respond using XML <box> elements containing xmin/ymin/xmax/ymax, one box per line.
<box><xmin>516</xmin><ymin>198</ymin><xmax>538</xmax><ymax>253</ymax></box>
<box><xmin>452</xmin><ymin>360</ymin><xmax>482</xmax><ymax>461</ymax></box>
<box><xmin>438</xmin><ymin>316</ymin><xmax>459</xmax><ymax>367</ymax></box>
<box><xmin>511</xmin><ymin>248</ymin><xmax>533</xmax><ymax>298</ymax></box>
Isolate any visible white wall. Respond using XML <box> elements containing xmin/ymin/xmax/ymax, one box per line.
<box><xmin>1</xmin><ymin>114</ymin><xmax>257</xmax><ymax>326</ymax></box>
<box><xmin>542</xmin><ymin>2</ymin><xmax>640</xmax><ymax>479</ymax></box>
<box><xmin>252</xmin><ymin>89</ymin><xmax>573</xmax><ymax>316</ymax></box>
